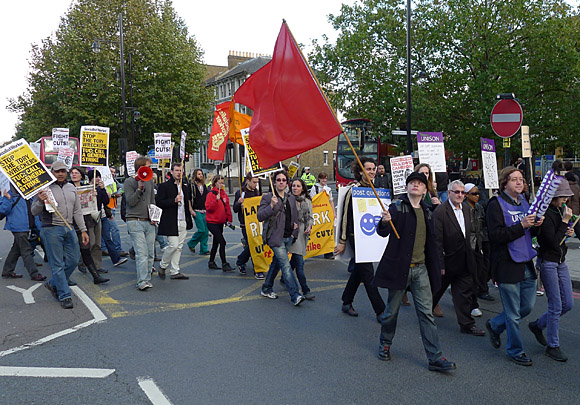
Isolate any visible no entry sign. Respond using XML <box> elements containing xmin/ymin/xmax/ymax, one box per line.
<box><xmin>490</xmin><ymin>99</ymin><xmax>523</xmax><ymax>138</ymax></box>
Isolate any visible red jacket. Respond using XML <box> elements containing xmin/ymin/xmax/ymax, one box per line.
<box><xmin>205</xmin><ymin>187</ymin><xmax>232</xmax><ymax>224</ymax></box>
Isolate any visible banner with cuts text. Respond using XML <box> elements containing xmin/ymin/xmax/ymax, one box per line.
<box><xmin>0</xmin><ymin>139</ymin><xmax>56</xmax><ymax>199</ymax></box>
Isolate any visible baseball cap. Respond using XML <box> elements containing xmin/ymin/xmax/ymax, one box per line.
<box><xmin>51</xmin><ymin>161</ymin><xmax>68</xmax><ymax>171</ymax></box>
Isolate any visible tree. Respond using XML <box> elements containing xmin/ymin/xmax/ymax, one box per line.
<box><xmin>9</xmin><ymin>0</ymin><xmax>212</xmax><ymax>161</ymax></box>
<box><xmin>309</xmin><ymin>0</ymin><xmax>580</xmax><ymax>159</ymax></box>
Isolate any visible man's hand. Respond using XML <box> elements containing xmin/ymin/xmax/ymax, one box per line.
<box><xmin>304</xmin><ymin>224</ymin><xmax>312</xmax><ymax>235</ymax></box>
<box><xmin>81</xmin><ymin>231</ymin><xmax>90</xmax><ymax>246</ymax></box>
<box><xmin>334</xmin><ymin>241</ymin><xmax>346</xmax><ymax>255</ymax></box>
<box><xmin>138</xmin><ymin>180</ymin><xmax>145</xmax><ymax>190</ymax></box>
<box><xmin>381</xmin><ymin>210</ymin><xmax>391</xmax><ymax>223</ymax></box>
<box><xmin>271</xmin><ymin>194</ymin><xmax>278</xmax><ymax>208</ymax></box>
<box><xmin>238</xmin><ymin>196</ymin><xmax>244</xmax><ymax>205</ymax></box>
<box><xmin>566</xmin><ymin>227</ymin><xmax>574</xmax><ymax>237</ymax></box>
<box><xmin>3</xmin><ymin>190</ymin><xmax>11</xmax><ymax>199</ymax></box>
<box><xmin>175</xmin><ymin>194</ymin><xmax>183</xmax><ymax>204</ymax></box>
<box><xmin>37</xmin><ymin>190</ymin><xmax>48</xmax><ymax>202</ymax></box>
<box><xmin>521</xmin><ymin>214</ymin><xmax>537</xmax><ymax>228</ymax></box>
<box><xmin>431</xmin><ymin>196</ymin><xmax>441</xmax><ymax>205</ymax></box>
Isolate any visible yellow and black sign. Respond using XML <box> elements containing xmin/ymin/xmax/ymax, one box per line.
<box><xmin>0</xmin><ymin>139</ymin><xmax>56</xmax><ymax>199</ymax></box>
<box><xmin>241</xmin><ymin>128</ymin><xmax>281</xmax><ymax>177</ymax></box>
<box><xmin>80</xmin><ymin>126</ymin><xmax>109</xmax><ymax>167</ymax></box>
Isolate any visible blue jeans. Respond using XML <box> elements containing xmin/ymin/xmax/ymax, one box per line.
<box><xmin>127</xmin><ymin>220</ymin><xmax>155</xmax><ymax>287</ymax></box>
<box><xmin>290</xmin><ymin>254</ymin><xmax>309</xmax><ymax>294</ymax></box>
<box><xmin>438</xmin><ymin>190</ymin><xmax>448</xmax><ymax>203</ymax></box>
<box><xmin>380</xmin><ymin>264</ymin><xmax>442</xmax><ymax>362</ymax></box>
<box><xmin>101</xmin><ymin>218</ymin><xmax>121</xmax><ymax>264</ymax></box>
<box><xmin>188</xmin><ymin>212</ymin><xmax>209</xmax><ymax>253</ymax></box>
<box><xmin>537</xmin><ymin>259</ymin><xmax>574</xmax><ymax>348</ymax></box>
<box><xmin>236</xmin><ymin>226</ymin><xmax>251</xmax><ymax>268</ymax></box>
<box><xmin>489</xmin><ymin>264</ymin><xmax>537</xmax><ymax>357</ymax></box>
<box><xmin>262</xmin><ymin>237</ymin><xmax>301</xmax><ymax>302</ymax></box>
<box><xmin>101</xmin><ymin>210</ymin><xmax>123</xmax><ymax>252</ymax></box>
<box><xmin>41</xmin><ymin>226</ymin><xmax>80</xmax><ymax>301</ymax></box>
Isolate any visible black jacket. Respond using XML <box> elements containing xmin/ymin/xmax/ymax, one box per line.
<box><xmin>191</xmin><ymin>182</ymin><xmax>209</xmax><ymax>211</ymax></box>
<box><xmin>374</xmin><ymin>194</ymin><xmax>441</xmax><ymax>293</ymax></box>
<box><xmin>233</xmin><ymin>187</ymin><xmax>261</xmax><ymax>225</ymax></box>
<box><xmin>537</xmin><ymin>205</ymin><xmax>579</xmax><ymax>264</ymax></box>
<box><xmin>156</xmin><ymin>179</ymin><xmax>193</xmax><ymax>236</ymax></box>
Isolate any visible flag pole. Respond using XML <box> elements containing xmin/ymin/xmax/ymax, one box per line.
<box><xmin>283</xmin><ymin>20</ymin><xmax>400</xmax><ymax>239</ymax></box>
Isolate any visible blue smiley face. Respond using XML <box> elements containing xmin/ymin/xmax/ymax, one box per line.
<box><xmin>360</xmin><ymin>213</ymin><xmax>377</xmax><ymax>236</ymax></box>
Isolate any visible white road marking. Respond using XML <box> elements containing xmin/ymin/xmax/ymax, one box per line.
<box><xmin>0</xmin><ymin>366</ymin><xmax>114</xmax><ymax>378</ymax></box>
<box><xmin>492</xmin><ymin>113</ymin><xmax>520</xmax><ymax>122</ymax></box>
<box><xmin>6</xmin><ymin>283</ymin><xmax>42</xmax><ymax>304</ymax></box>
<box><xmin>138</xmin><ymin>377</ymin><xmax>173</xmax><ymax>405</ymax></box>
<box><xmin>0</xmin><ymin>286</ymin><xmax>107</xmax><ymax>358</ymax></box>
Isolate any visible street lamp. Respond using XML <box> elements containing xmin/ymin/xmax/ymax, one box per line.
<box><xmin>92</xmin><ymin>13</ymin><xmax>132</xmax><ymax>150</ymax></box>
<box><xmin>406</xmin><ymin>0</ymin><xmax>413</xmax><ymax>156</ymax></box>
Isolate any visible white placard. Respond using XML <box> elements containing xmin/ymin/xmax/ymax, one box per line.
<box><xmin>154</xmin><ymin>133</ymin><xmax>172</xmax><ymax>159</ymax></box>
<box><xmin>44</xmin><ymin>187</ymin><xmax>58</xmax><ymax>213</ymax></box>
<box><xmin>97</xmin><ymin>166</ymin><xmax>114</xmax><ymax>187</ymax></box>
<box><xmin>52</xmin><ymin>128</ymin><xmax>69</xmax><ymax>150</ymax></box>
<box><xmin>521</xmin><ymin>126</ymin><xmax>532</xmax><ymax>158</ymax></box>
<box><xmin>56</xmin><ymin>147</ymin><xmax>75</xmax><ymax>169</ymax></box>
<box><xmin>29</xmin><ymin>143</ymin><xmax>41</xmax><ymax>158</ymax></box>
<box><xmin>126</xmin><ymin>151</ymin><xmax>139</xmax><ymax>177</ymax></box>
<box><xmin>417</xmin><ymin>132</ymin><xmax>446</xmax><ymax>172</ymax></box>
<box><xmin>390</xmin><ymin>155</ymin><xmax>414</xmax><ymax>195</ymax></box>
<box><xmin>77</xmin><ymin>185</ymin><xmax>97</xmax><ymax>215</ymax></box>
<box><xmin>149</xmin><ymin>204</ymin><xmax>162</xmax><ymax>222</ymax></box>
<box><xmin>0</xmin><ymin>171</ymin><xmax>11</xmax><ymax>193</ymax></box>
<box><xmin>180</xmin><ymin>131</ymin><xmax>187</xmax><ymax>160</ymax></box>
<box><xmin>481</xmin><ymin>138</ymin><xmax>499</xmax><ymax>189</ymax></box>
<box><xmin>352</xmin><ymin>187</ymin><xmax>391</xmax><ymax>263</ymax></box>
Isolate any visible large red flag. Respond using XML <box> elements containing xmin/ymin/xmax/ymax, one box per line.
<box><xmin>207</xmin><ymin>101</ymin><xmax>231</xmax><ymax>161</ymax></box>
<box><xmin>234</xmin><ymin>22</ymin><xmax>342</xmax><ymax>168</ymax></box>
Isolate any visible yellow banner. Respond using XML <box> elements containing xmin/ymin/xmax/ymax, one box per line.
<box><xmin>244</xmin><ymin>192</ymin><xmax>335</xmax><ymax>272</ymax></box>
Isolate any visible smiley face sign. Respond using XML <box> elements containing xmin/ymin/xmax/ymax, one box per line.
<box><xmin>351</xmin><ymin>187</ymin><xmax>391</xmax><ymax>263</ymax></box>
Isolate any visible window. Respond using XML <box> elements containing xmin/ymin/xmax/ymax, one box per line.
<box><xmin>323</xmin><ymin>150</ymin><xmax>329</xmax><ymax>166</ymax></box>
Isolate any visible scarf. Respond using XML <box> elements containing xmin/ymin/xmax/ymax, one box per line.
<box><xmin>295</xmin><ymin>194</ymin><xmax>311</xmax><ymax>225</ymax></box>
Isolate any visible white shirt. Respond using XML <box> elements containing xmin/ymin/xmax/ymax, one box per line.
<box><xmin>177</xmin><ymin>188</ymin><xmax>185</xmax><ymax>221</ymax></box>
<box><xmin>309</xmin><ymin>183</ymin><xmax>333</xmax><ymax>203</ymax></box>
<box><xmin>448</xmin><ymin>198</ymin><xmax>466</xmax><ymax>238</ymax></box>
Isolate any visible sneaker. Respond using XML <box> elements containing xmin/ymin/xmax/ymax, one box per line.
<box><xmin>208</xmin><ymin>261</ymin><xmax>220</xmax><ymax>270</ymax></box>
<box><xmin>146</xmin><ymin>281</ymin><xmax>153</xmax><ymax>288</ymax></box>
<box><xmin>31</xmin><ymin>273</ymin><xmax>47</xmax><ymax>281</ymax></box>
<box><xmin>44</xmin><ymin>282</ymin><xmax>59</xmax><ymax>301</ymax></box>
<box><xmin>528</xmin><ymin>320</ymin><xmax>548</xmax><ymax>346</ymax></box>
<box><xmin>261</xmin><ymin>290</ymin><xmax>278</xmax><ymax>299</ymax></box>
<box><xmin>114</xmin><ymin>258</ymin><xmax>128</xmax><ymax>267</ymax></box>
<box><xmin>129</xmin><ymin>250</ymin><xmax>136</xmax><ymax>260</ymax></box>
<box><xmin>509</xmin><ymin>353</ymin><xmax>533</xmax><ymax>366</ymax></box>
<box><xmin>254</xmin><ymin>272</ymin><xmax>265</xmax><ymax>280</ymax></box>
<box><xmin>137</xmin><ymin>282</ymin><xmax>149</xmax><ymax>291</ymax></box>
<box><xmin>222</xmin><ymin>263</ymin><xmax>234</xmax><ymax>272</ymax></box>
<box><xmin>545</xmin><ymin>346</ymin><xmax>568</xmax><ymax>362</ymax></box>
<box><xmin>536</xmin><ymin>290</ymin><xmax>545</xmax><ymax>296</ymax></box>
<box><xmin>102</xmin><ymin>250</ymin><xmax>110</xmax><ymax>256</ymax></box>
<box><xmin>471</xmin><ymin>308</ymin><xmax>482</xmax><ymax>317</ymax></box>
<box><xmin>378</xmin><ymin>344</ymin><xmax>391</xmax><ymax>361</ymax></box>
<box><xmin>293</xmin><ymin>295</ymin><xmax>305</xmax><ymax>306</ymax></box>
<box><xmin>428</xmin><ymin>357</ymin><xmax>457</xmax><ymax>372</ymax></box>
<box><xmin>237</xmin><ymin>265</ymin><xmax>247</xmax><ymax>275</ymax></box>
<box><xmin>486</xmin><ymin>320</ymin><xmax>501</xmax><ymax>349</ymax></box>
<box><xmin>304</xmin><ymin>291</ymin><xmax>315</xmax><ymax>300</ymax></box>
<box><xmin>170</xmin><ymin>273</ymin><xmax>189</xmax><ymax>280</ymax></box>
<box><xmin>60</xmin><ymin>298</ymin><xmax>74</xmax><ymax>309</ymax></box>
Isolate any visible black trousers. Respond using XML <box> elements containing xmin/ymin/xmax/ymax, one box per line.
<box><xmin>2</xmin><ymin>232</ymin><xmax>38</xmax><ymax>277</ymax></box>
<box><xmin>433</xmin><ymin>270</ymin><xmax>474</xmax><ymax>329</ymax></box>
<box><xmin>341</xmin><ymin>239</ymin><xmax>385</xmax><ymax>315</ymax></box>
<box><xmin>207</xmin><ymin>223</ymin><xmax>226</xmax><ymax>264</ymax></box>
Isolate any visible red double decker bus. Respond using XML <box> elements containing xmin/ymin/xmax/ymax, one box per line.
<box><xmin>335</xmin><ymin>119</ymin><xmax>396</xmax><ymax>187</ymax></box>
<box><xmin>35</xmin><ymin>136</ymin><xmax>81</xmax><ymax>167</ymax></box>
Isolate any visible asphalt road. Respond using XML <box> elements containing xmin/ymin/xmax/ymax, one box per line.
<box><xmin>1</xmin><ymin>216</ymin><xmax>580</xmax><ymax>404</ymax></box>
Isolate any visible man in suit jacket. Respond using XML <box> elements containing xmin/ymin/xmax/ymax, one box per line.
<box><xmin>433</xmin><ymin>180</ymin><xmax>485</xmax><ymax>336</ymax></box>
<box><xmin>156</xmin><ymin>163</ymin><xmax>194</xmax><ymax>280</ymax></box>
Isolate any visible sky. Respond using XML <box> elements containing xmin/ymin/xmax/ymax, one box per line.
<box><xmin>0</xmin><ymin>0</ymin><xmax>356</xmax><ymax>144</ymax></box>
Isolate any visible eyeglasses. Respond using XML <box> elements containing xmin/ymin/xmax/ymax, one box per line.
<box><xmin>276</xmin><ymin>178</ymin><xmax>287</xmax><ymax>182</ymax></box>
<box><xmin>468</xmin><ymin>192</ymin><xmax>480</xmax><ymax>196</ymax></box>
<box><xmin>451</xmin><ymin>190</ymin><xmax>466</xmax><ymax>195</ymax></box>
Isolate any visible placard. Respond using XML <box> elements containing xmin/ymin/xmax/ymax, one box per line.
<box><xmin>0</xmin><ymin>139</ymin><xmax>56</xmax><ymax>200</ymax></box>
<box><xmin>389</xmin><ymin>155</ymin><xmax>414</xmax><ymax>195</ymax></box>
<box><xmin>80</xmin><ymin>126</ymin><xmax>109</xmax><ymax>167</ymax></box>
<box><xmin>287</xmin><ymin>161</ymin><xmax>300</xmax><ymax>179</ymax></box>
<box><xmin>304</xmin><ymin>192</ymin><xmax>335</xmax><ymax>258</ymax></box>
<box><xmin>29</xmin><ymin>143</ymin><xmax>41</xmax><ymax>159</ymax></box>
<box><xmin>76</xmin><ymin>185</ymin><xmax>97</xmax><ymax>215</ymax></box>
<box><xmin>352</xmin><ymin>187</ymin><xmax>391</xmax><ymax>263</ymax></box>
<box><xmin>97</xmin><ymin>166</ymin><xmax>114</xmax><ymax>187</ymax></box>
<box><xmin>52</xmin><ymin>128</ymin><xmax>69</xmax><ymax>150</ymax></box>
<box><xmin>126</xmin><ymin>151</ymin><xmax>138</xmax><ymax>177</ymax></box>
<box><xmin>154</xmin><ymin>133</ymin><xmax>172</xmax><ymax>159</ymax></box>
<box><xmin>521</xmin><ymin>126</ymin><xmax>532</xmax><ymax>158</ymax></box>
<box><xmin>0</xmin><ymin>172</ymin><xmax>10</xmax><ymax>194</ymax></box>
<box><xmin>417</xmin><ymin>132</ymin><xmax>446</xmax><ymax>172</ymax></box>
<box><xmin>180</xmin><ymin>131</ymin><xmax>187</xmax><ymax>160</ymax></box>
<box><xmin>149</xmin><ymin>204</ymin><xmax>162</xmax><ymax>222</ymax></box>
<box><xmin>481</xmin><ymin>138</ymin><xmax>499</xmax><ymax>189</ymax></box>
<box><xmin>241</xmin><ymin>128</ymin><xmax>281</xmax><ymax>177</ymax></box>
<box><xmin>56</xmin><ymin>147</ymin><xmax>75</xmax><ymax>169</ymax></box>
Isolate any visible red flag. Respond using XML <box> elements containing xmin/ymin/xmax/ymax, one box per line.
<box><xmin>234</xmin><ymin>22</ymin><xmax>342</xmax><ymax>168</ymax></box>
<box><xmin>207</xmin><ymin>101</ymin><xmax>231</xmax><ymax>161</ymax></box>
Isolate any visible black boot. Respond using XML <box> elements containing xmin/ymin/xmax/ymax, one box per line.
<box><xmin>88</xmin><ymin>264</ymin><xmax>109</xmax><ymax>285</ymax></box>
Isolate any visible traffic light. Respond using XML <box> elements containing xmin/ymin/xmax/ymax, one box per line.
<box><xmin>184</xmin><ymin>152</ymin><xmax>190</xmax><ymax>162</ymax></box>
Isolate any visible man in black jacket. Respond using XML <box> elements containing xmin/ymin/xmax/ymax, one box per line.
<box><xmin>374</xmin><ymin>172</ymin><xmax>456</xmax><ymax>372</ymax></box>
<box><xmin>433</xmin><ymin>180</ymin><xmax>485</xmax><ymax>336</ymax></box>
<box><xmin>233</xmin><ymin>173</ymin><xmax>261</xmax><ymax>277</ymax></box>
<box><xmin>156</xmin><ymin>163</ymin><xmax>193</xmax><ymax>280</ymax></box>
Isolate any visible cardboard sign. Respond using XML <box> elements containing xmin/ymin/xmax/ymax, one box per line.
<box><xmin>521</xmin><ymin>126</ymin><xmax>532</xmax><ymax>158</ymax></box>
<box><xmin>287</xmin><ymin>161</ymin><xmax>300</xmax><ymax>179</ymax></box>
<box><xmin>149</xmin><ymin>204</ymin><xmax>162</xmax><ymax>222</ymax></box>
<box><xmin>126</xmin><ymin>151</ymin><xmax>139</xmax><ymax>177</ymax></box>
<box><xmin>241</xmin><ymin>128</ymin><xmax>281</xmax><ymax>177</ymax></box>
<box><xmin>56</xmin><ymin>147</ymin><xmax>75</xmax><ymax>169</ymax></box>
<box><xmin>390</xmin><ymin>155</ymin><xmax>414</xmax><ymax>195</ymax></box>
<box><xmin>80</xmin><ymin>126</ymin><xmax>109</xmax><ymax>167</ymax></box>
<box><xmin>97</xmin><ymin>166</ymin><xmax>114</xmax><ymax>187</ymax></box>
<box><xmin>0</xmin><ymin>139</ymin><xmax>56</xmax><ymax>199</ymax></box>
<box><xmin>52</xmin><ymin>128</ymin><xmax>69</xmax><ymax>150</ymax></box>
<box><xmin>180</xmin><ymin>131</ymin><xmax>187</xmax><ymax>160</ymax></box>
<box><xmin>481</xmin><ymin>138</ymin><xmax>499</xmax><ymax>189</ymax></box>
<box><xmin>352</xmin><ymin>187</ymin><xmax>391</xmax><ymax>263</ymax></box>
<box><xmin>76</xmin><ymin>185</ymin><xmax>97</xmax><ymax>215</ymax></box>
<box><xmin>154</xmin><ymin>133</ymin><xmax>172</xmax><ymax>159</ymax></box>
<box><xmin>417</xmin><ymin>132</ymin><xmax>446</xmax><ymax>172</ymax></box>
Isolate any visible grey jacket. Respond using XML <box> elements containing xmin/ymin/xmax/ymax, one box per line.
<box><xmin>124</xmin><ymin>177</ymin><xmax>156</xmax><ymax>219</ymax></box>
<box><xmin>288</xmin><ymin>198</ymin><xmax>313</xmax><ymax>256</ymax></box>
<box><xmin>257</xmin><ymin>192</ymin><xmax>299</xmax><ymax>248</ymax></box>
<box><xmin>31</xmin><ymin>181</ymin><xmax>86</xmax><ymax>232</ymax></box>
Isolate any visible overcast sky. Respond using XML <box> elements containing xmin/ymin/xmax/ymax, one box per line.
<box><xmin>0</xmin><ymin>0</ymin><xmax>356</xmax><ymax>144</ymax></box>
<box><xmin>1</xmin><ymin>0</ymin><xmax>577</xmax><ymax>144</ymax></box>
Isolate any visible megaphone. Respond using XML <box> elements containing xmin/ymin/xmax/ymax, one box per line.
<box><xmin>136</xmin><ymin>166</ymin><xmax>153</xmax><ymax>182</ymax></box>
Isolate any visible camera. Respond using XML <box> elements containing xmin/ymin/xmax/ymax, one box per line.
<box><xmin>226</xmin><ymin>222</ymin><xmax>235</xmax><ymax>230</ymax></box>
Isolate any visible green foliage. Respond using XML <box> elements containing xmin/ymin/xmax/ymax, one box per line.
<box><xmin>9</xmin><ymin>0</ymin><xmax>212</xmax><ymax>162</ymax></box>
<box><xmin>309</xmin><ymin>0</ymin><xmax>580</xmax><ymax>159</ymax></box>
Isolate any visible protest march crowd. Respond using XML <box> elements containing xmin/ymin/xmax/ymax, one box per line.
<box><xmin>1</xmin><ymin>149</ymin><xmax>576</xmax><ymax>372</ymax></box>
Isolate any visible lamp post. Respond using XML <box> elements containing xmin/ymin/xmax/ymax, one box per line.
<box><xmin>92</xmin><ymin>13</ymin><xmax>133</xmax><ymax>150</ymax></box>
<box><xmin>406</xmin><ymin>0</ymin><xmax>413</xmax><ymax>156</ymax></box>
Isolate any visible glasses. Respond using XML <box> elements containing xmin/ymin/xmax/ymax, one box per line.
<box><xmin>451</xmin><ymin>190</ymin><xmax>466</xmax><ymax>195</ymax></box>
<box><xmin>468</xmin><ymin>192</ymin><xmax>480</xmax><ymax>196</ymax></box>
<box><xmin>276</xmin><ymin>178</ymin><xmax>287</xmax><ymax>182</ymax></box>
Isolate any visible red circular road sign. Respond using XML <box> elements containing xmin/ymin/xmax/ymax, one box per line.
<box><xmin>490</xmin><ymin>99</ymin><xmax>523</xmax><ymax>138</ymax></box>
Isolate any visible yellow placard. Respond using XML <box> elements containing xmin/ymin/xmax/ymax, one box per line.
<box><xmin>243</xmin><ymin>196</ymin><xmax>274</xmax><ymax>273</ymax></box>
<box><xmin>80</xmin><ymin>126</ymin><xmax>109</xmax><ymax>167</ymax></box>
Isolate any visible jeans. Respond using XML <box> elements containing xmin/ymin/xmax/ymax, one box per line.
<box><xmin>489</xmin><ymin>264</ymin><xmax>537</xmax><ymax>357</ymax></box>
<box><xmin>41</xmin><ymin>226</ymin><xmax>80</xmax><ymax>301</ymax></box>
<box><xmin>187</xmin><ymin>211</ymin><xmax>209</xmax><ymax>254</ymax></box>
<box><xmin>100</xmin><ymin>219</ymin><xmax>121</xmax><ymax>264</ymax></box>
<box><xmin>290</xmin><ymin>254</ymin><xmax>309</xmax><ymax>294</ymax></box>
<box><xmin>438</xmin><ymin>190</ymin><xmax>448</xmax><ymax>203</ymax></box>
<box><xmin>160</xmin><ymin>220</ymin><xmax>188</xmax><ymax>275</ymax></box>
<box><xmin>379</xmin><ymin>264</ymin><xmax>443</xmax><ymax>362</ymax></box>
<box><xmin>537</xmin><ymin>259</ymin><xmax>574</xmax><ymax>348</ymax></box>
<box><xmin>236</xmin><ymin>226</ymin><xmax>252</xmax><ymax>268</ymax></box>
<box><xmin>101</xmin><ymin>210</ymin><xmax>123</xmax><ymax>252</ymax></box>
<box><xmin>127</xmin><ymin>220</ymin><xmax>155</xmax><ymax>287</ymax></box>
<box><xmin>262</xmin><ymin>237</ymin><xmax>301</xmax><ymax>302</ymax></box>
<box><xmin>2</xmin><ymin>232</ymin><xmax>40</xmax><ymax>277</ymax></box>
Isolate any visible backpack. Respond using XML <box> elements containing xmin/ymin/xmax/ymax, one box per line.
<box><xmin>120</xmin><ymin>193</ymin><xmax>127</xmax><ymax>222</ymax></box>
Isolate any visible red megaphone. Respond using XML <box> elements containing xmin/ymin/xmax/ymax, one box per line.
<box><xmin>136</xmin><ymin>166</ymin><xmax>153</xmax><ymax>182</ymax></box>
